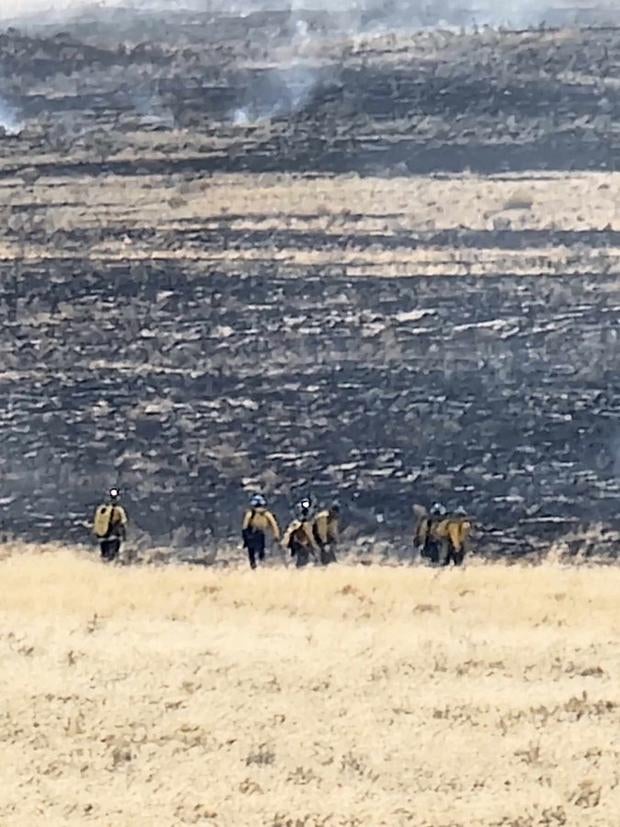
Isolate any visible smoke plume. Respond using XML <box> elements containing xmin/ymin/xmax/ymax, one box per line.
<box><xmin>232</xmin><ymin>17</ymin><xmax>331</xmax><ymax>125</ymax></box>
<box><xmin>0</xmin><ymin>99</ymin><xmax>22</xmax><ymax>135</ymax></box>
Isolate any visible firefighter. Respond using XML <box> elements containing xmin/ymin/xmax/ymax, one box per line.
<box><xmin>414</xmin><ymin>502</ymin><xmax>446</xmax><ymax>564</ymax></box>
<box><xmin>442</xmin><ymin>506</ymin><xmax>472</xmax><ymax>566</ymax></box>
<box><xmin>92</xmin><ymin>487</ymin><xmax>128</xmax><ymax>563</ymax></box>
<box><xmin>241</xmin><ymin>493</ymin><xmax>280</xmax><ymax>570</ymax></box>
<box><xmin>312</xmin><ymin>502</ymin><xmax>340</xmax><ymax>565</ymax></box>
<box><xmin>282</xmin><ymin>498</ymin><xmax>320</xmax><ymax>568</ymax></box>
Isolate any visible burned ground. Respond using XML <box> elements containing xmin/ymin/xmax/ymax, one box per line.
<box><xmin>0</xmin><ymin>9</ymin><xmax>619</xmax><ymax>556</ymax></box>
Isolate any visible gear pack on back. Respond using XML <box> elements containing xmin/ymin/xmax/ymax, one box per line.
<box><xmin>93</xmin><ymin>504</ymin><xmax>116</xmax><ymax>539</ymax></box>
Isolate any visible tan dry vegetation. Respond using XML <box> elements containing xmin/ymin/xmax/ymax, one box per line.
<box><xmin>4</xmin><ymin>241</ymin><xmax>616</xmax><ymax>280</ymax></box>
<box><xmin>1</xmin><ymin>545</ymin><xmax>620</xmax><ymax>826</ymax></box>
<box><xmin>4</xmin><ymin>171</ymin><xmax>620</xmax><ymax>277</ymax></box>
<box><xmin>6</xmin><ymin>171</ymin><xmax>620</xmax><ymax>231</ymax></box>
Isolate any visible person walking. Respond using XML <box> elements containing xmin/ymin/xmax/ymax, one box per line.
<box><xmin>92</xmin><ymin>487</ymin><xmax>128</xmax><ymax>562</ymax></box>
<box><xmin>241</xmin><ymin>493</ymin><xmax>280</xmax><ymax>569</ymax></box>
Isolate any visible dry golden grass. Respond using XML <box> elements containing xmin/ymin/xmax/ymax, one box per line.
<box><xmin>6</xmin><ymin>171</ymin><xmax>620</xmax><ymax>233</ymax></box>
<box><xmin>4</xmin><ymin>171</ymin><xmax>620</xmax><ymax>277</ymax></box>
<box><xmin>1</xmin><ymin>545</ymin><xmax>619</xmax><ymax>826</ymax></box>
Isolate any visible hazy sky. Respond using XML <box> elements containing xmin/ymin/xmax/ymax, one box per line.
<box><xmin>1</xmin><ymin>0</ymin><xmax>146</xmax><ymax>20</ymax></box>
<box><xmin>2</xmin><ymin>0</ymin><xmax>618</xmax><ymax>25</ymax></box>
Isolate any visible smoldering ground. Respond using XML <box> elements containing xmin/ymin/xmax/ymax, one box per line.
<box><xmin>0</xmin><ymin>98</ymin><xmax>22</xmax><ymax>134</ymax></box>
<box><xmin>2</xmin><ymin>8</ymin><xmax>620</xmax><ymax>555</ymax></box>
<box><xmin>4</xmin><ymin>0</ymin><xmax>620</xmax><ymax>129</ymax></box>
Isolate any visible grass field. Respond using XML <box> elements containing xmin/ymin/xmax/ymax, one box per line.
<box><xmin>1</xmin><ymin>546</ymin><xmax>619</xmax><ymax>826</ymax></box>
<box><xmin>4</xmin><ymin>171</ymin><xmax>620</xmax><ymax>279</ymax></box>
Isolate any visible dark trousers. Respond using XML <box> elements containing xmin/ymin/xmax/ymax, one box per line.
<box><xmin>100</xmin><ymin>538</ymin><xmax>121</xmax><ymax>562</ymax></box>
<box><xmin>443</xmin><ymin>546</ymin><xmax>465</xmax><ymax>567</ymax></box>
<box><xmin>290</xmin><ymin>540</ymin><xmax>313</xmax><ymax>568</ymax></box>
<box><xmin>245</xmin><ymin>531</ymin><xmax>266</xmax><ymax>569</ymax></box>
<box><xmin>312</xmin><ymin>526</ymin><xmax>337</xmax><ymax>565</ymax></box>
<box><xmin>421</xmin><ymin>538</ymin><xmax>441</xmax><ymax>564</ymax></box>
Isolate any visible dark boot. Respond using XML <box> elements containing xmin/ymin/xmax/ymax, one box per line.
<box><xmin>320</xmin><ymin>546</ymin><xmax>336</xmax><ymax>565</ymax></box>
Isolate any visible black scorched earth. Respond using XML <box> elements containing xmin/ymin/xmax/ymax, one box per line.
<box><xmin>0</xmin><ymin>7</ymin><xmax>619</xmax><ymax>558</ymax></box>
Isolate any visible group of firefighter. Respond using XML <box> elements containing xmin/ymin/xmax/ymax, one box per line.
<box><xmin>242</xmin><ymin>494</ymin><xmax>340</xmax><ymax>569</ymax></box>
<box><xmin>92</xmin><ymin>489</ymin><xmax>472</xmax><ymax>568</ymax></box>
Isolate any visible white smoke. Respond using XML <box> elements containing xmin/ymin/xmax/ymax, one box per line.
<box><xmin>232</xmin><ymin>62</ymin><xmax>327</xmax><ymax>125</ymax></box>
<box><xmin>4</xmin><ymin>0</ymin><xmax>617</xmax><ymax>127</ymax></box>
<box><xmin>0</xmin><ymin>99</ymin><xmax>22</xmax><ymax>135</ymax></box>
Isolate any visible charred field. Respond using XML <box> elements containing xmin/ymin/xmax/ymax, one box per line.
<box><xmin>1</xmin><ymin>7</ymin><xmax>620</xmax><ymax>557</ymax></box>
<box><xmin>2</xmin><ymin>9</ymin><xmax>620</xmax><ymax>826</ymax></box>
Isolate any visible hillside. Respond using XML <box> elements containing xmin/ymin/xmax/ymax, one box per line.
<box><xmin>1</xmin><ymin>8</ymin><xmax>620</xmax><ymax>554</ymax></box>
<box><xmin>0</xmin><ymin>547</ymin><xmax>619</xmax><ymax>825</ymax></box>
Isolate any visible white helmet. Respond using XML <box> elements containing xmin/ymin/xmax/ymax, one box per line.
<box><xmin>296</xmin><ymin>498</ymin><xmax>312</xmax><ymax>519</ymax></box>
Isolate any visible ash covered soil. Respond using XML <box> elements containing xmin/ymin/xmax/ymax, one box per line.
<box><xmin>1</xmin><ymin>6</ymin><xmax>620</xmax><ymax>557</ymax></box>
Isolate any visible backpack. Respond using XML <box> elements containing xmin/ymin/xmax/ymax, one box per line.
<box><xmin>287</xmin><ymin>519</ymin><xmax>308</xmax><ymax>546</ymax></box>
<box><xmin>93</xmin><ymin>504</ymin><xmax>115</xmax><ymax>539</ymax></box>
